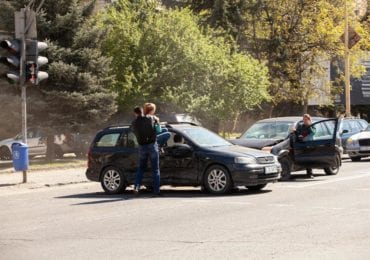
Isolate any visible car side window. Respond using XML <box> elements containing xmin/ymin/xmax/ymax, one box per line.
<box><xmin>96</xmin><ymin>133</ymin><xmax>121</xmax><ymax>147</ymax></box>
<box><xmin>309</xmin><ymin>120</ymin><xmax>335</xmax><ymax>141</ymax></box>
<box><xmin>115</xmin><ymin>131</ymin><xmax>138</xmax><ymax>148</ymax></box>
<box><xmin>166</xmin><ymin>132</ymin><xmax>189</xmax><ymax>147</ymax></box>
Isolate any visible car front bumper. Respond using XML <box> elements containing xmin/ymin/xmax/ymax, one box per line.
<box><xmin>229</xmin><ymin>163</ymin><xmax>281</xmax><ymax>186</ymax></box>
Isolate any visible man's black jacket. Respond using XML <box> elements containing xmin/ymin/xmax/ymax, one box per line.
<box><xmin>131</xmin><ymin>116</ymin><xmax>156</xmax><ymax>145</ymax></box>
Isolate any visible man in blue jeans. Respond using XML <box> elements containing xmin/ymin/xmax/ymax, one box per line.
<box><xmin>131</xmin><ymin>105</ymin><xmax>161</xmax><ymax>196</ymax></box>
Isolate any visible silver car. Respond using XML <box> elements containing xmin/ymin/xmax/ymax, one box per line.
<box><xmin>346</xmin><ymin>125</ymin><xmax>370</xmax><ymax>161</ymax></box>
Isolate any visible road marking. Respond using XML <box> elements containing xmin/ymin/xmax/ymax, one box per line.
<box><xmin>354</xmin><ymin>188</ymin><xmax>370</xmax><ymax>191</ymax></box>
<box><xmin>312</xmin><ymin>206</ymin><xmax>344</xmax><ymax>210</ymax></box>
<box><xmin>282</xmin><ymin>172</ymin><xmax>370</xmax><ymax>188</ymax></box>
<box><xmin>268</xmin><ymin>203</ymin><xmax>294</xmax><ymax>207</ymax></box>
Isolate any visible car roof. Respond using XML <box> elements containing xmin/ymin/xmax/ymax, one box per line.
<box><xmin>256</xmin><ymin>116</ymin><xmax>327</xmax><ymax>123</ymax></box>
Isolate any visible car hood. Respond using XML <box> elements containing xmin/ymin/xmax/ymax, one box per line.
<box><xmin>0</xmin><ymin>138</ymin><xmax>16</xmax><ymax>146</ymax></box>
<box><xmin>228</xmin><ymin>138</ymin><xmax>284</xmax><ymax>150</ymax></box>
<box><xmin>349</xmin><ymin>131</ymin><xmax>370</xmax><ymax>140</ymax></box>
<box><xmin>207</xmin><ymin>144</ymin><xmax>273</xmax><ymax>158</ymax></box>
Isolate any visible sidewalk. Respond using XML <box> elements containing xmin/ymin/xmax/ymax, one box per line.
<box><xmin>0</xmin><ymin>166</ymin><xmax>88</xmax><ymax>192</ymax></box>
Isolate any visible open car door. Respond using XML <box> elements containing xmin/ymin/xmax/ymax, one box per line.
<box><xmin>291</xmin><ymin>118</ymin><xmax>339</xmax><ymax>169</ymax></box>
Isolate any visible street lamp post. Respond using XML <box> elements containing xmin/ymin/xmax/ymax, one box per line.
<box><xmin>344</xmin><ymin>0</ymin><xmax>351</xmax><ymax>117</ymax></box>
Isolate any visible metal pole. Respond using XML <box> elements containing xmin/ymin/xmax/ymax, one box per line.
<box><xmin>20</xmin><ymin>9</ymin><xmax>28</xmax><ymax>183</ymax></box>
<box><xmin>344</xmin><ymin>0</ymin><xmax>351</xmax><ymax>117</ymax></box>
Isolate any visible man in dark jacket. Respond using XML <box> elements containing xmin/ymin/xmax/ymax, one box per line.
<box><xmin>131</xmin><ymin>106</ymin><xmax>161</xmax><ymax>196</ymax></box>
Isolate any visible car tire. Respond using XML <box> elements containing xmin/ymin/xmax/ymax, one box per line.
<box><xmin>100</xmin><ymin>166</ymin><xmax>127</xmax><ymax>194</ymax></box>
<box><xmin>0</xmin><ymin>146</ymin><xmax>11</xmax><ymax>161</ymax></box>
<box><xmin>350</xmin><ymin>156</ymin><xmax>361</xmax><ymax>162</ymax></box>
<box><xmin>246</xmin><ymin>184</ymin><xmax>267</xmax><ymax>191</ymax></box>
<box><xmin>324</xmin><ymin>154</ymin><xmax>340</xmax><ymax>175</ymax></box>
<box><xmin>279</xmin><ymin>156</ymin><xmax>292</xmax><ymax>181</ymax></box>
<box><xmin>203</xmin><ymin>165</ymin><xmax>232</xmax><ymax>194</ymax></box>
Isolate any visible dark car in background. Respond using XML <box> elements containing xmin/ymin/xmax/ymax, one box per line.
<box><xmin>270</xmin><ymin>119</ymin><xmax>341</xmax><ymax>180</ymax></box>
<box><xmin>230</xmin><ymin>117</ymin><xmax>342</xmax><ymax>179</ymax></box>
<box><xmin>230</xmin><ymin>116</ymin><xmax>327</xmax><ymax>149</ymax></box>
<box><xmin>86</xmin><ymin>123</ymin><xmax>281</xmax><ymax>195</ymax></box>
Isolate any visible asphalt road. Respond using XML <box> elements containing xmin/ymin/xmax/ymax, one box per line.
<box><xmin>1</xmin><ymin>158</ymin><xmax>370</xmax><ymax>259</ymax></box>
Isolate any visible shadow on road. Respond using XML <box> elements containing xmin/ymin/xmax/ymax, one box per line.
<box><xmin>56</xmin><ymin>188</ymin><xmax>272</xmax><ymax>206</ymax></box>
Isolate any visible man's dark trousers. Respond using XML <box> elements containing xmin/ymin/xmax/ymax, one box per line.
<box><xmin>134</xmin><ymin>142</ymin><xmax>160</xmax><ymax>194</ymax></box>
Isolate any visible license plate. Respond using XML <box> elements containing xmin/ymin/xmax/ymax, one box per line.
<box><xmin>360</xmin><ymin>146</ymin><xmax>370</xmax><ymax>151</ymax></box>
<box><xmin>265</xmin><ymin>166</ymin><xmax>277</xmax><ymax>174</ymax></box>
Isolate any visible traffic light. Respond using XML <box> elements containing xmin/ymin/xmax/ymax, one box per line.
<box><xmin>25</xmin><ymin>40</ymin><xmax>48</xmax><ymax>85</ymax></box>
<box><xmin>0</xmin><ymin>39</ymin><xmax>22</xmax><ymax>84</ymax></box>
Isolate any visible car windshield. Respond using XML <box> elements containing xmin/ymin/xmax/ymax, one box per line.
<box><xmin>181</xmin><ymin>127</ymin><xmax>231</xmax><ymax>147</ymax></box>
<box><xmin>241</xmin><ymin>122</ymin><xmax>293</xmax><ymax>140</ymax></box>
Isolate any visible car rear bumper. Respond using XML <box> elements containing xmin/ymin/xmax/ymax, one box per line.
<box><xmin>86</xmin><ymin>168</ymin><xmax>99</xmax><ymax>182</ymax></box>
<box><xmin>230</xmin><ymin>163</ymin><xmax>281</xmax><ymax>186</ymax></box>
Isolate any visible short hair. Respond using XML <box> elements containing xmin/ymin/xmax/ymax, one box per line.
<box><xmin>134</xmin><ymin>106</ymin><xmax>143</xmax><ymax>115</ymax></box>
<box><xmin>143</xmin><ymin>103</ymin><xmax>156</xmax><ymax>115</ymax></box>
<box><xmin>303</xmin><ymin>114</ymin><xmax>311</xmax><ymax>120</ymax></box>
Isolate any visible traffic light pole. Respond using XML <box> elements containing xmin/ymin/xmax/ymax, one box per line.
<box><xmin>19</xmin><ymin>9</ymin><xmax>28</xmax><ymax>183</ymax></box>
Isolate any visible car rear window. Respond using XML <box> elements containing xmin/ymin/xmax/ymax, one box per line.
<box><xmin>95</xmin><ymin>133</ymin><xmax>121</xmax><ymax>147</ymax></box>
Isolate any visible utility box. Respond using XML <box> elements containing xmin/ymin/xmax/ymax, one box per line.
<box><xmin>12</xmin><ymin>142</ymin><xmax>29</xmax><ymax>171</ymax></box>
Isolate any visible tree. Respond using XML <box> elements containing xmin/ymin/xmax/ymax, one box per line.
<box><xmin>0</xmin><ymin>0</ymin><xmax>117</xmax><ymax>160</ymax></box>
<box><xmin>178</xmin><ymin>0</ymin><xmax>370</xmax><ymax>115</ymax></box>
<box><xmin>98</xmin><ymin>0</ymin><xmax>270</xmax><ymax>131</ymax></box>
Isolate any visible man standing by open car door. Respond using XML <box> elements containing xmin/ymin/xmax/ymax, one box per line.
<box><xmin>131</xmin><ymin>106</ymin><xmax>161</xmax><ymax>196</ymax></box>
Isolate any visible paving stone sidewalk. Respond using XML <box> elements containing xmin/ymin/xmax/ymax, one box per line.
<box><xmin>0</xmin><ymin>167</ymin><xmax>88</xmax><ymax>192</ymax></box>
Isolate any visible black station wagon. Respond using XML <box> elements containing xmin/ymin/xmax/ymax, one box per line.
<box><xmin>86</xmin><ymin>123</ymin><xmax>282</xmax><ymax>194</ymax></box>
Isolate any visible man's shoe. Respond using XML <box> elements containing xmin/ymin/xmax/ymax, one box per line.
<box><xmin>133</xmin><ymin>188</ymin><xmax>139</xmax><ymax>196</ymax></box>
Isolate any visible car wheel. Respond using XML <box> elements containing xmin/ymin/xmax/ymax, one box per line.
<box><xmin>350</xmin><ymin>156</ymin><xmax>361</xmax><ymax>162</ymax></box>
<box><xmin>279</xmin><ymin>156</ymin><xmax>292</xmax><ymax>181</ymax></box>
<box><xmin>101</xmin><ymin>167</ymin><xmax>127</xmax><ymax>194</ymax></box>
<box><xmin>324</xmin><ymin>154</ymin><xmax>340</xmax><ymax>175</ymax></box>
<box><xmin>0</xmin><ymin>146</ymin><xmax>11</xmax><ymax>160</ymax></box>
<box><xmin>246</xmin><ymin>184</ymin><xmax>267</xmax><ymax>191</ymax></box>
<box><xmin>203</xmin><ymin>165</ymin><xmax>232</xmax><ymax>194</ymax></box>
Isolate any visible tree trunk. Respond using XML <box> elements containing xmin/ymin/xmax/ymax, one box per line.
<box><xmin>231</xmin><ymin>112</ymin><xmax>240</xmax><ymax>134</ymax></box>
<box><xmin>302</xmin><ymin>99</ymin><xmax>308</xmax><ymax>114</ymax></box>
<box><xmin>45</xmin><ymin>133</ymin><xmax>55</xmax><ymax>163</ymax></box>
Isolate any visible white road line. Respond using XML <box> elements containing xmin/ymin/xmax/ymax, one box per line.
<box><xmin>268</xmin><ymin>203</ymin><xmax>294</xmax><ymax>207</ymax></box>
<box><xmin>282</xmin><ymin>172</ymin><xmax>370</xmax><ymax>188</ymax></box>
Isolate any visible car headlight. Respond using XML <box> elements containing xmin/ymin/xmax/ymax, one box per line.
<box><xmin>347</xmin><ymin>138</ymin><xmax>358</xmax><ymax>146</ymax></box>
<box><xmin>234</xmin><ymin>156</ymin><xmax>257</xmax><ymax>164</ymax></box>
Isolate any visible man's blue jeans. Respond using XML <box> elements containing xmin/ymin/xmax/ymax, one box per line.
<box><xmin>134</xmin><ymin>142</ymin><xmax>160</xmax><ymax>194</ymax></box>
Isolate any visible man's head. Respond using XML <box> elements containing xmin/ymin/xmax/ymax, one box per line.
<box><xmin>134</xmin><ymin>106</ymin><xmax>143</xmax><ymax>117</ymax></box>
<box><xmin>303</xmin><ymin>114</ymin><xmax>312</xmax><ymax>126</ymax></box>
<box><xmin>143</xmin><ymin>103</ymin><xmax>156</xmax><ymax>115</ymax></box>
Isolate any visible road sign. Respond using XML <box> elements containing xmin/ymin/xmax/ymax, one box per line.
<box><xmin>341</xmin><ymin>26</ymin><xmax>361</xmax><ymax>49</ymax></box>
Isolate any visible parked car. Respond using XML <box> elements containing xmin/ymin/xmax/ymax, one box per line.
<box><xmin>86</xmin><ymin>123</ymin><xmax>282</xmax><ymax>195</ymax></box>
<box><xmin>270</xmin><ymin>118</ymin><xmax>341</xmax><ymax>180</ymax></box>
<box><xmin>0</xmin><ymin>129</ymin><xmax>87</xmax><ymax>160</ymax></box>
<box><xmin>346</xmin><ymin>124</ymin><xmax>370</xmax><ymax>161</ymax></box>
<box><xmin>230</xmin><ymin>117</ymin><xmax>341</xmax><ymax>180</ymax></box>
<box><xmin>230</xmin><ymin>116</ymin><xmax>327</xmax><ymax>149</ymax></box>
<box><xmin>338</xmin><ymin>118</ymin><xmax>368</xmax><ymax>153</ymax></box>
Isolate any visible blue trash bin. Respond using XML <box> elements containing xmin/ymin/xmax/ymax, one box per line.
<box><xmin>12</xmin><ymin>142</ymin><xmax>29</xmax><ymax>171</ymax></box>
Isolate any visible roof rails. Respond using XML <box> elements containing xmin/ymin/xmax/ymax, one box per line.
<box><xmin>165</xmin><ymin>122</ymin><xmax>199</xmax><ymax>127</ymax></box>
<box><xmin>103</xmin><ymin>124</ymin><xmax>131</xmax><ymax>130</ymax></box>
